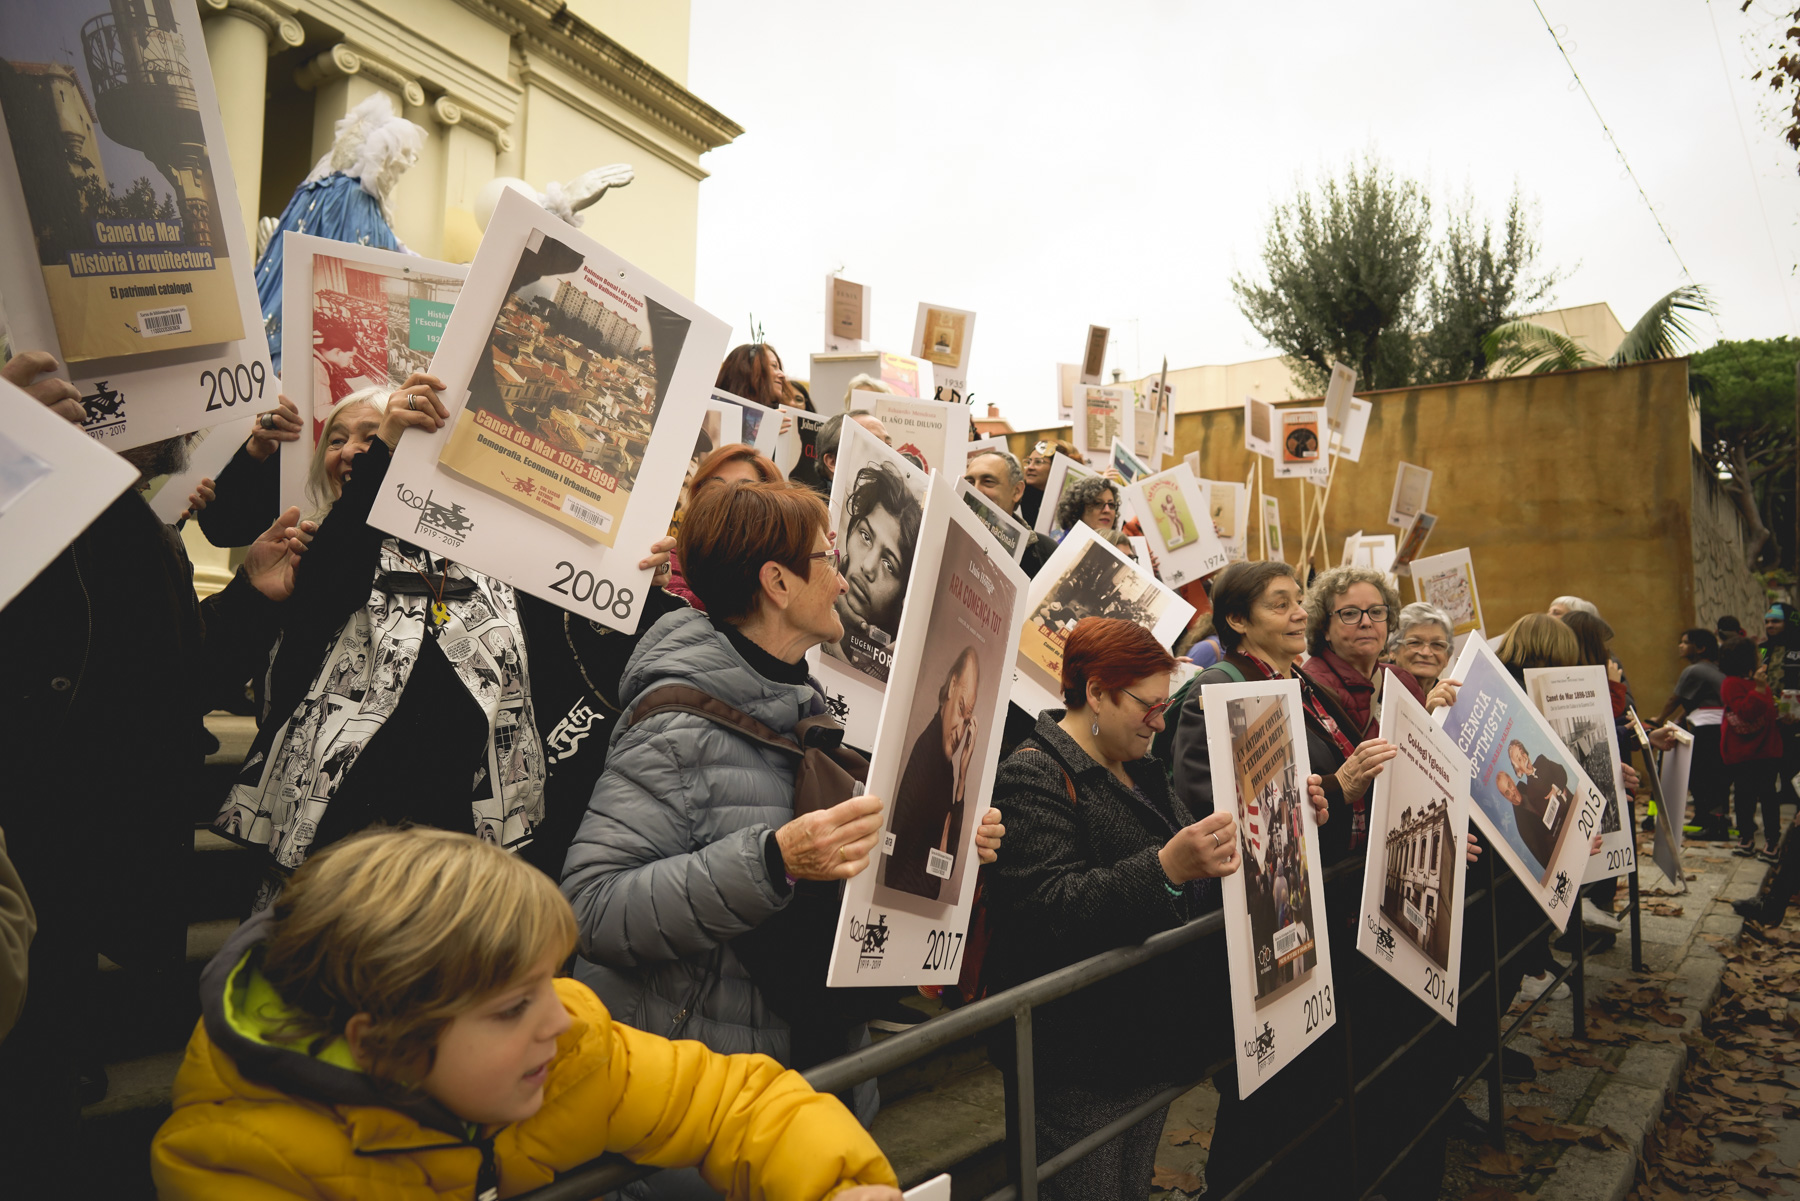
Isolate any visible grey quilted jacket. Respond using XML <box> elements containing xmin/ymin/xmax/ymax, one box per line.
<box><xmin>561</xmin><ymin>607</ymin><xmax>813</xmax><ymax>1065</ymax></box>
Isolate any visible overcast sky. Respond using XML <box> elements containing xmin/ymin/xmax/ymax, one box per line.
<box><xmin>688</xmin><ymin>0</ymin><xmax>1800</xmax><ymax>428</ymax></box>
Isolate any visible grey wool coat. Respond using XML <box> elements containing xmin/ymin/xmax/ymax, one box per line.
<box><xmin>562</xmin><ymin>607</ymin><xmax>851</xmax><ymax>1073</ymax></box>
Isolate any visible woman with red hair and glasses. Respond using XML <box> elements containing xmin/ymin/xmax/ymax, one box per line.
<box><xmin>985</xmin><ymin>617</ymin><xmax>1241</xmax><ymax>1201</ymax></box>
<box><xmin>665</xmin><ymin>443</ymin><xmax>784</xmax><ymax>611</ymax></box>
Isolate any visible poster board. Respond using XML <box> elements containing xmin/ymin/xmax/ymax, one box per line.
<box><xmin>810</xmin><ymin>416</ymin><xmax>932</xmax><ymax>748</ymax></box>
<box><xmin>1205</xmin><ymin>678</ymin><xmax>1336</xmax><ymax>1098</ymax></box>
<box><xmin>1628</xmin><ymin>710</ymin><xmax>1687</xmax><ymax>888</ymax></box>
<box><xmin>1122</xmin><ymin>464</ymin><xmax>1228</xmax><ymax>588</ymax></box>
<box><xmin>1526</xmin><ymin>665</ymin><xmax>1636</xmax><ymax>884</ymax></box>
<box><xmin>1244</xmin><ymin>396</ymin><xmax>1276</xmax><ymax>459</ymax></box>
<box><xmin>773</xmin><ymin>409</ymin><xmax>825</xmax><ymax>480</ymax></box>
<box><xmin>1080</xmin><ymin>324</ymin><xmax>1109</xmax><ymax>385</ymax></box>
<box><xmin>278</xmin><ymin>234</ymin><xmax>467</xmax><ymax>512</ymax></box>
<box><xmin>1390</xmin><ymin>512</ymin><xmax>1438</xmax><ymax>576</ymax></box>
<box><xmin>1436</xmin><ymin>638</ymin><xmax>1608</xmax><ymax>929</ymax></box>
<box><xmin>1332</xmin><ymin>398</ymin><xmax>1372</xmax><ymax>463</ymax></box>
<box><xmin>1110</xmin><ymin>436</ymin><xmax>1152</xmax><ymax>485</ymax></box>
<box><xmin>1358</xmin><ymin>684</ymin><xmax>1469</xmax><ymax>1024</ymax></box>
<box><xmin>0</xmin><ymin>0</ymin><xmax>274</xmax><ymax>453</ymax></box>
<box><xmin>1011</xmin><ymin>521</ymin><xmax>1193</xmax><ymax>717</ymax></box>
<box><xmin>1346</xmin><ymin>533</ymin><xmax>1398</xmax><ymax>576</ymax></box>
<box><xmin>1032</xmin><ymin>450</ymin><xmax>1097</xmax><ymax>538</ymax></box>
<box><xmin>849</xmin><ymin>388</ymin><xmax>969</xmax><ymax>476</ymax></box>
<box><xmin>1410</xmin><ymin>548</ymin><xmax>1484</xmax><ymax>648</ymax></box>
<box><xmin>1388</xmin><ymin>461</ymin><xmax>1433</xmax><ymax>529</ymax></box>
<box><xmin>709</xmin><ymin>386</ymin><xmax>780</xmax><ymax>459</ymax></box>
<box><xmin>828</xmin><ymin>477</ymin><xmax>1027</xmax><ymax>985</ymax></box>
<box><xmin>0</xmin><ymin>374</ymin><xmax>139</xmax><ymax>608</ymax></box>
<box><xmin>955</xmin><ymin>477</ymin><xmax>1031</xmax><ymax>564</ymax></box>
<box><xmin>825</xmin><ymin>274</ymin><xmax>870</xmax><ymax>350</ymax></box>
<box><xmin>1273</xmin><ymin>407</ymin><xmax>1325</xmax><ymax>480</ymax></box>
<box><xmin>808</xmin><ymin>350</ymin><xmax>933</xmax><ymax>419</ymax></box>
<box><xmin>1202</xmin><ymin>478</ymin><xmax>1249</xmax><ymax>562</ymax></box>
<box><xmin>1074</xmin><ymin>384</ymin><xmax>1132</xmax><ymax>460</ymax></box>
<box><xmin>905</xmin><ymin>1176</ymin><xmax>952</xmax><ymax>1201</ymax></box>
<box><xmin>366</xmin><ymin>188</ymin><xmax>730</xmax><ymax>633</ymax></box>
<box><xmin>1262</xmin><ymin>495</ymin><xmax>1283</xmax><ymax>562</ymax></box>
<box><xmin>1323</xmin><ymin>362</ymin><xmax>1356</xmax><ymax>435</ymax></box>
<box><xmin>1056</xmin><ymin>361</ymin><xmax>1079</xmax><ymax>423</ymax></box>
<box><xmin>912</xmin><ymin>302</ymin><xmax>975</xmax><ymax>398</ymax></box>
<box><xmin>964</xmin><ymin>435</ymin><xmax>1007</xmax><ymax>461</ymax></box>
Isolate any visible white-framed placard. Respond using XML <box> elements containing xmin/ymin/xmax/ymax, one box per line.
<box><xmin>1274</xmin><ymin>407</ymin><xmax>1327</xmax><ymax>482</ymax></box>
<box><xmin>709</xmin><ymin>386</ymin><xmax>780</xmax><ymax>459</ymax></box>
<box><xmin>828</xmin><ymin>475</ymin><xmax>1027</xmax><ymax>986</ymax></box>
<box><xmin>955</xmin><ymin>477</ymin><xmax>1031</xmax><ymax>564</ymax></box>
<box><xmin>1201</xmin><ymin>478</ymin><xmax>1249</xmax><ymax>562</ymax></box>
<box><xmin>365</xmin><ymin>188</ymin><xmax>729</xmax><ymax>633</ymax></box>
<box><xmin>1323</xmin><ymin>361</ymin><xmax>1356</xmax><ymax>435</ymax></box>
<box><xmin>1032</xmin><ymin>450</ymin><xmax>1097</xmax><ymax>539</ymax></box>
<box><xmin>1073</xmin><ymin>384</ymin><xmax>1132</xmax><ymax>461</ymax></box>
<box><xmin>1333</xmin><ymin>397</ymin><xmax>1372</xmax><ymax>462</ymax></box>
<box><xmin>1390</xmin><ymin>512</ymin><xmax>1437</xmax><ymax>576</ymax></box>
<box><xmin>1205</xmin><ymin>677</ymin><xmax>1337</xmax><ymax>1097</ymax></box>
<box><xmin>849</xmin><ymin>388</ymin><xmax>970</xmax><ymax>477</ymax></box>
<box><xmin>1410</xmin><ymin>548</ymin><xmax>1484</xmax><ymax>649</ymax></box>
<box><xmin>912</xmin><ymin>302</ymin><xmax>975</xmax><ymax>398</ymax></box>
<box><xmin>1388</xmin><ymin>461</ymin><xmax>1433</xmax><ymax>529</ymax></box>
<box><xmin>1244</xmin><ymin>396</ymin><xmax>1276</xmax><ymax>459</ymax></box>
<box><xmin>1262</xmin><ymin>495</ymin><xmax>1284</xmax><ymax>562</ymax></box>
<box><xmin>1122</xmin><ymin>464</ymin><xmax>1228</xmax><ymax>588</ymax></box>
<box><xmin>1526</xmin><ymin>665</ymin><xmax>1635</xmax><ymax>883</ymax></box>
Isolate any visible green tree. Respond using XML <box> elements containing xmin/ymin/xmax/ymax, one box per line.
<box><xmin>1413</xmin><ymin>188</ymin><xmax>1562</xmax><ymax>383</ymax></box>
<box><xmin>1482</xmin><ymin>285</ymin><xmax>1711</xmax><ymax>375</ymax></box>
<box><xmin>1691</xmin><ymin>336</ymin><xmax>1798</xmax><ymax>566</ymax></box>
<box><xmin>1231</xmin><ymin>156</ymin><xmax>1433</xmax><ymax>393</ymax></box>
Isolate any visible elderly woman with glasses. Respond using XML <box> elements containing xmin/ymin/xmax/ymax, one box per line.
<box><xmin>1300</xmin><ymin>566</ymin><xmax>1455</xmax><ymax>745</ymax></box>
<box><xmin>1390</xmin><ymin>601</ymin><xmax>1456</xmax><ymax>692</ymax></box>
<box><xmin>1055</xmin><ymin>474</ymin><xmax>1120</xmax><ymax>538</ymax></box>
<box><xmin>989</xmin><ymin>617</ymin><xmax>1240</xmax><ymax>1201</ymax></box>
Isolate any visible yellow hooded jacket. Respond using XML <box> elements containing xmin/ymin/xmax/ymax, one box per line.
<box><xmin>151</xmin><ymin>920</ymin><xmax>897</xmax><ymax>1201</ymax></box>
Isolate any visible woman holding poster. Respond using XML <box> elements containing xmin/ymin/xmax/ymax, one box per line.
<box><xmin>989</xmin><ymin>619</ymin><xmax>1238</xmax><ymax>1201</ymax></box>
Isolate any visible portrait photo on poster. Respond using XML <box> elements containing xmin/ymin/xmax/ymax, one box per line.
<box><xmin>1437</xmin><ymin>638</ymin><xmax>1610</xmax><ymax>927</ymax></box>
<box><xmin>365</xmin><ymin>188</ymin><xmax>730</xmax><ymax>634</ymax></box>
<box><xmin>1273</xmin><ymin>407</ymin><xmax>1325</xmax><ymax>480</ymax></box>
<box><xmin>1032</xmin><ymin>450</ymin><xmax>1097</xmax><ymax>538</ymax></box>
<box><xmin>829</xmin><ymin>482</ymin><xmax>1028</xmax><ymax>987</ymax></box>
<box><xmin>278</xmin><ymin>234</ymin><xmax>467</xmax><ymax>511</ymax></box>
<box><xmin>1203</xmin><ymin>678</ymin><xmax>1335</xmax><ymax>1097</ymax></box>
<box><xmin>1357</xmin><ymin>685</ymin><xmax>1469</xmax><ymax>1024</ymax></box>
<box><xmin>1122</xmin><ymin>464</ymin><xmax>1228</xmax><ymax>588</ymax></box>
<box><xmin>955</xmin><ymin>477</ymin><xmax>1031</xmax><ymax>564</ymax></box>
<box><xmin>1526</xmin><ymin>666</ymin><xmax>1636</xmax><ymax>883</ymax></box>
<box><xmin>1010</xmin><ymin>521</ymin><xmax>1193</xmax><ymax>717</ymax></box>
<box><xmin>1390</xmin><ymin>512</ymin><xmax>1438</xmax><ymax>576</ymax></box>
<box><xmin>1410</xmin><ymin>548</ymin><xmax>1484</xmax><ymax>643</ymax></box>
<box><xmin>1388</xmin><ymin>461</ymin><xmax>1434</xmax><ymax>529</ymax></box>
<box><xmin>0</xmin><ymin>0</ymin><xmax>275</xmax><ymax>453</ymax></box>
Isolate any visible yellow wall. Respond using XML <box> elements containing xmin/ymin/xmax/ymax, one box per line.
<box><xmin>1010</xmin><ymin>360</ymin><xmax>1721</xmax><ymax>708</ymax></box>
<box><xmin>563</xmin><ymin>0</ymin><xmax>692</xmax><ymax>85</ymax></box>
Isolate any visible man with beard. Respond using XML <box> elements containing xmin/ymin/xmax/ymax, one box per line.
<box><xmin>880</xmin><ymin>649</ymin><xmax>981</xmax><ymax>899</ymax></box>
<box><xmin>0</xmin><ymin>352</ymin><xmax>309</xmax><ymax>1192</ymax></box>
<box><xmin>823</xmin><ymin>460</ymin><xmax>920</xmax><ymax>678</ymax></box>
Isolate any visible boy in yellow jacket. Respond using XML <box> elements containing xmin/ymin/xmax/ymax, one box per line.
<box><xmin>151</xmin><ymin>826</ymin><xmax>901</xmax><ymax>1201</ymax></box>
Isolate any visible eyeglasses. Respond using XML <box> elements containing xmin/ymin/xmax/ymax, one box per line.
<box><xmin>1332</xmin><ymin>604</ymin><xmax>1390</xmax><ymax>626</ymax></box>
<box><xmin>807</xmin><ymin>548</ymin><xmax>843</xmax><ymax>572</ymax></box>
<box><xmin>1121</xmin><ymin>687</ymin><xmax>1170</xmax><ymax>724</ymax></box>
<box><xmin>1400</xmin><ymin>637</ymin><xmax>1451</xmax><ymax>653</ymax></box>
<box><xmin>1087</xmin><ymin>499</ymin><xmax>1119</xmax><ymax>511</ymax></box>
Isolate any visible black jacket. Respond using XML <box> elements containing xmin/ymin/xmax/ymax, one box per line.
<box><xmin>3</xmin><ymin>489</ymin><xmax>282</xmax><ymax>967</ymax></box>
<box><xmin>196</xmin><ymin>441</ymin><xmax>280</xmax><ymax>549</ymax></box>
<box><xmin>986</xmin><ymin>712</ymin><xmax>1222</xmax><ymax>1084</ymax></box>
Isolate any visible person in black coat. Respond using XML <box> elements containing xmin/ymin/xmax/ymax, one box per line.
<box><xmin>989</xmin><ymin>617</ymin><xmax>1240</xmax><ymax>1201</ymax></box>
<box><xmin>0</xmin><ymin>352</ymin><xmax>306</xmax><ymax>1195</ymax></box>
<box><xmin>191</xmin><ymin>394</ymin><xmax>304</xmax><ymax>549</ymax></box>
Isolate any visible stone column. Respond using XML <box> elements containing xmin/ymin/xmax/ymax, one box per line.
<box><xmin>200</xmin><ymin>1</ymin><xmax>301</xmax><ymax>247</ymax></box>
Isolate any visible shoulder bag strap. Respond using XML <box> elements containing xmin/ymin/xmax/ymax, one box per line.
<box><xmin>1013</xmin><ymin>745</ymin><xmax>1077</xmax><ymax>805</ymax></box>
<box><xmin>627</xmin><ymin>684</ymin><xmax>803</xmax><ymax>761</ymax></box>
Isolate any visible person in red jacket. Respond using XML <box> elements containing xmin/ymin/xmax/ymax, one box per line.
<box><xmin>1719</xmin><ymin>635</ymin><xmax>1784</xmax><ymax>860</ymax></box>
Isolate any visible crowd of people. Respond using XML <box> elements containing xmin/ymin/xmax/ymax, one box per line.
<box><xmin>1</xmin><ymin>338</ymin><xmax>1793</xmax><ymax>1201</ymax></box>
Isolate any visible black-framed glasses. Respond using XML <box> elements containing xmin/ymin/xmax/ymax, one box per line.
<box><xmin>1088</xmin><ymin>499</ymin><xmax>1119</xmax><ymax>511</ymax></box>
<box><xmin>1121</xmin><ymin>687</ymin><xmax>1170</xmax><ymax>724</ymax></box>
<box><xmin>1332</xmin><ymin>604</ymin><xmax>1390</xmax><ymax>626</ymax></box>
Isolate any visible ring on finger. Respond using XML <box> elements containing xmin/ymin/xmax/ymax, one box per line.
<box><xmin>407</xmin><ymin>395</ymin><xmax>417</xmax><ymax>411</ymax></box>
<box><xmin>260</xmin><ymin>412</ymin><xmax>276</xmax><ymax>431</ymax></box>
<box><xmin>1210</xmin><ymin>831</ymin><xmax>1221</xmax><ymax>847</ymax></box>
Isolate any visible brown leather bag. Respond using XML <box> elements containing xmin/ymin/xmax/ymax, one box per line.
<box><xmin>628</xmin><ymin>684</ymin><xmax>869</xmax><ymax>813</ymax></box>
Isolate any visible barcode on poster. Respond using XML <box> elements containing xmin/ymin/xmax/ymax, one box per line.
<box><xmin>1403</xmin><ymin>898</ymin><xmax>1425</xmax><ymax>930</ymax></box>
<box><xmin>926</xmin><ymin>849</ymin><xmax>954</xmax><ymax>880</ymax></box>
<box><xmin>1272</xmin><ymin>922</ymin><xmax>1303</xmax><ymax>959</ymax></box>
<box><xmin>562</xmin><ymin>495</ymin><xmax>613</xmax><ymax>532</ymax></box>
<box><xmin>138</xmin><ymin>306</ymin><xmax>191</xmax><ymax>337</ymax></box>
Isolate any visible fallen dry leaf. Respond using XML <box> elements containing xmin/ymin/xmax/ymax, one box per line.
<box><xmin>1165</xmin><ymin>1126</ymin><xmax>1211</xmax><ymax>1149</ymax></box>
<box><xmin>1151</xmin><ymin>1165</ymin><xmax>1203</xmax><ymax>1194</ymax></box>
<box><xmin>1474</xmin><ymin>1147</ymin><xmax>1530</xmax><ymax>1175</ymax></box>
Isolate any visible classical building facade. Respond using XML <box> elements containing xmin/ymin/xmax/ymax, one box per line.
<box><xmin>1380</xmin><ymin>799</ymin><xmax>1455</xmax><ymax>967</ymax></box>
<box><xmin>197</xmin><ymin>0</ymin><xmax>739</xmax><ymax>295</ymax></box>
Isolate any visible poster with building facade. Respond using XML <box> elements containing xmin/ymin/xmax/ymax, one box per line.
<box><xmin>1204</xmin><ymin>678</ymin><xmax>1336</xmax><ymax>1098</ymax></box>
<box><xmin>1357</xmin><ymin>685</ymin><xmax>1469</xmax><ymax>1023</ymax></box>
<box><xmin>1526</xmin><ymin>665</ymin><xmax>1636</xmax><ymax>884</ymax></box>
<box><xmin>367</xmin><ymin>188</ymin><xmax>729</xmax><ymax>634</ymax></box>
<box><xmin>278</xmin><ymin>234</ymin><xmax>466</xmax><ymax>511</ymax></box>
<box><xmin>0</xmin><ymin>0</ymin><xmax>273</xmax><ymax>452</ymax></box>
<box><xmin>828</xmin><ymin>477</ymin><xmax>1026</xmax><ymax>985</ymax></box>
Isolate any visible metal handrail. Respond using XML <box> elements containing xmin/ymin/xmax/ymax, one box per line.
<box><xmin>520</xmin><ymin>799</ymin><xmax>1645</xmax><ymax>1201</ymax></box>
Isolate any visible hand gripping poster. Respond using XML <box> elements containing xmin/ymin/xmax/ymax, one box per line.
<box><xmin>0</xmin><ymin>0</ymin><xmax>274</xmax><ymax>454</ymax></box>
<box><xmin>809</xmin><ymin>416</ymin><xmax>932</xmax><ymax>748</ymax></box>
<box><xmin>1122</xmin><ymin>464</ymin><xmax>1228</xmax><ymax>588</ymax></box>
<box><xmin>0</xmin><ymin>373</ymin><xmax>139</xmax><ymax>609</ymax></box>
<box><xmin>1357</xmin><ymin>684</ymin><xmax>1469</xmax><ymax>1023</ymax></box>
<box><xmin>366</xmin><ymin>188</ymin><xmax>729</xmax><ymax>633</ymax></box>
<box><xmin>1410</xmin><ymin>548</ymin><xmax>1485</xmax><ymax>648</ymax></box>
<box><xmin>278</xmin><ymin>234</ymin><xmax>467</xmax><ymax>511</ymax></box>
<box><xmin>1526</xmin><ymin>665</ymin><xmax>1636</xmax><ymax>884</ymax></box>
<box><xmin>1204</xmin><ymin>677</ymin><xmax>1336</xmax><ymax>1097</ymax></box>
<box><xmin>1437</xmin><ymin>638</ymin><xmax>1610</xmax><ymax>928</ymax></box>
<box><xmin>1011</xmin><ymin>522</ymin><xmax>1193</xmax><ymax>717</ymax></box>
<box><xmin>828</xmin><ymin>475</ymin><xmax>1027</xmax><ymax>986</ymax></box>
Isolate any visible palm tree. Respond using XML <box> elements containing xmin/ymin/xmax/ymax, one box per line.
<box><xmin>1480</xmin><ymin>284</ymin><xmax>1712</xmax><ymax>374</ymax></box>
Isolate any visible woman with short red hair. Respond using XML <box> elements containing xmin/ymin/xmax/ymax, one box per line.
<box><xmin>986</xmin><ymin>617</ymin><xmax>1240</xmax><ymax>1201</ymax></box>
<box><xmin>665</xmin><ymin>443</ymin><xmax>784</xmax><ymax>610</ymax></box>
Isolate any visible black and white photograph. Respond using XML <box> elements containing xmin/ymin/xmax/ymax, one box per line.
<box><xmin>1527</xmin><ymin>665</ymin><xmax>1635</xmax><ymax>883</ymax></box>
<box><xmin>955</xmin><ymin>477</ymin><xmax>1030</xmax><ymax>563</ymax></box>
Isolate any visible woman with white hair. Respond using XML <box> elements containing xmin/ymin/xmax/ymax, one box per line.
<box><xmin>1549</xmin><ymin>595</ymin><xmax>1600</xmax><ymax>619</ymax></box>
<box><xmin>1390</xmin><ymin>601</ymin><xmax>1456</xmax><ymax>692</ymax></box>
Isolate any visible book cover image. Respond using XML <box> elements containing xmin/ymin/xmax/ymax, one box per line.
<box><xmin>921</xmin><ymin>307</ymin><xmax>966</xmax><ymax>367</ymax></box>
<box><xmin>437</xmin><ymin>230</ymin><xmax>691</xmax><ymax>546</ymax></box>
<box><xmin>0</xmin><ymin>0</ymin><xmax>244</xmax><ymax>361</ymax></box>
